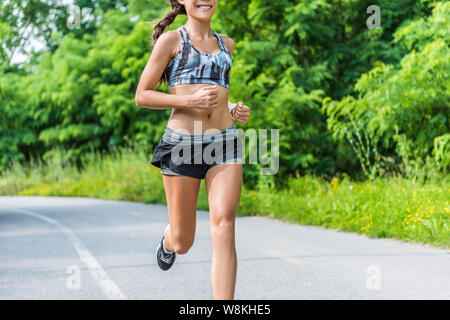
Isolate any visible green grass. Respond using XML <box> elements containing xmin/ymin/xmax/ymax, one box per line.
<box><xmin>1</xmin><ymin>146</ymin><xmax>449</xmax><ymax>249</ymax></box>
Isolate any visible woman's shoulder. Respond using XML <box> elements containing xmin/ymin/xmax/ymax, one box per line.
<box><xmin>157</xmin><ymin>28</ymin><xmax>182</xmax><ymax>44</ymax></box>
<box><xmin>154</xmin><ymin>29</ymin><xmax>182</xmax><ymax>58</ymax></box>
<box><xmin>218</xmin><ymin>33</ymin><xmax>235</xmax><ymax>56</ymax></box>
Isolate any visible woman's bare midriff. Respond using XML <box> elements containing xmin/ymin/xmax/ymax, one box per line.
<box><xmin>167</xmin><ymin>83</ymin><xmax>234</xmax><ymax>134</ymax></box>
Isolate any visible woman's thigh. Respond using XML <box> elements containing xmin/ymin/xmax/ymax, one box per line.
<box><xmin>162</xmin><ymin>174</ymin><xmax>201</xmax><ymax>243</ymax></box>
<box><xmin>205</xmin><ymin>162</ymin><xmax>243</xmax><ymax>226</ymax></box>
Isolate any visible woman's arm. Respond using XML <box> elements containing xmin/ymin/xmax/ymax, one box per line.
<box><xmin>222</xmin><ymin>35</ymin><xmax>240</xmax><ymax>120</ymax></box>
<box><xmin>135</xmin><ymin>31</ymin><xmax>189</xmax><ymax>110</ymax></box>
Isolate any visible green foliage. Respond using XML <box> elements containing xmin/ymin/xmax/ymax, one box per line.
<box><xmin>0</xmin><ymin>0</ymin><xmax>448</xmax><ymax>188</ymax></box>
<box><xmin>0</xmin><ymin>0</ymin><xmax>64</xmax><ymax>65</ymax></box>
<box><xmin>1</xmin><ymin>5</ymin><xmax>170</xmax><ymax>170</ymax></box>
<box><xmin>214</xmin><ymin>0</ymin><xmax>442</xmax><ymax>185</ymax></box>
<box><xmin>0</xmin><ymin>71</ymin><xmax>38</xmax><ymax>168</ymax></box>
<box><xmin>323</xmin><ymin>1</ymin><xmax>449</xmax><ymax>181</ymax></box>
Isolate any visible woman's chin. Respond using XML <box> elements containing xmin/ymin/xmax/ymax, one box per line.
<box><xmin>193</xmin><ymin>15</ymin><xmax>214</xmax><ymax>22</ymax></box>
<box><xmin>192</xmin><ymin>10</ymin><xmax>216</xmax><ymax>20</ymax></box>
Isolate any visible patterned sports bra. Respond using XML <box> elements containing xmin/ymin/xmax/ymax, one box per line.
<box><xmin>163</xmin><ymin>25</ymin><xmax>232</xmax><ymax>89</ymax></box>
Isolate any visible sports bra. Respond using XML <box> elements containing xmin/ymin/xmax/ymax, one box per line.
<box><xmin>163</xmin><ymin>25</ymin><xmax>232</xmax><ymax>89</ymax></box>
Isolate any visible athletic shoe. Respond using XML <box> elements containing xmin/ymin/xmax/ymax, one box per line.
<box><xmin>156</xmin><ymin>225</ymin><xmax>176</xmax><ymax>271</ymax></box>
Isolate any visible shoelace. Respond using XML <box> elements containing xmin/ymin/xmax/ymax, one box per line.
<box><xmin>160</xmin><ymin>251</ymin><xmax>175</xmax><ymax>264</ymax></box>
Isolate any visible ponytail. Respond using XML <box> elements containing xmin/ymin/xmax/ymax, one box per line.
<box><xmin>151</xmin><ymin>1</ymin><xmax>186</xmax><ymax>86</ymax></box>
<box><xmin>152</xmin><ymin>1</ymin><xmax>187</xmax><ymax>47</ymax></box>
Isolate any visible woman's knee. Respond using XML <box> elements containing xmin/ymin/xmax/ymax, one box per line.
<box><xmin>169</xmin><ymin>231</ymin><xmax>194</xmax><ymax>254</ymax></box>
<box><xmin>210</xmin><ymin>209</ymin><xmax>236</xmax><ymax>237</ymax></box>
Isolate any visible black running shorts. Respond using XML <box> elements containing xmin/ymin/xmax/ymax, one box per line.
<box><xmin>150</xmin><ymin>124</ymin><xmax>243</xmax><ymax>179</ymax></box>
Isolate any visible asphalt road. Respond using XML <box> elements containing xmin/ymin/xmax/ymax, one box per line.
<box><xmin>0</xmin><ymin>196</ymin><xmax>449</xmax><ymax>300</ymax></box>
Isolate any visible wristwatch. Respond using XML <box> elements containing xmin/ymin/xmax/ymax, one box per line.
<box><xmin>228</xmin><ymin>103</ymin><xmax>237</xmax><ymax>120</ymax></box>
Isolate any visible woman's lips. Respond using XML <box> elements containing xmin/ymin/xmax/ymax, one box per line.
<box><xmin>196</xmin><ymin>5</ymin><xmax>212</xmax><ymax>11</ymax></box>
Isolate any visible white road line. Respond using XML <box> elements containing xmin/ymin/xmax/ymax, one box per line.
<box><xmin>7</xmin><ymin>207</ymin><xmax>128</xmax><ymax>300</ymax></box>
<box><xmin>126</xmin><ymin>210</ymin><xmax>141</xmax><ymax>216</ymax></box>
<box><xmin>266</xmin><ymin>250</ymin><xmax>303</xmax><ymax>265</ymax></box>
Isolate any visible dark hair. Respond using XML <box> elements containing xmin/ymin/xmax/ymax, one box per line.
<box><xmin>152</xmin><ymin>1</ymin><xmax>186</xmax><ymax>47</ymax></box>
<box><xmin>152</xmin><ymin>1</ymin><xmax>186</xmax><ymax>86</ymax></box>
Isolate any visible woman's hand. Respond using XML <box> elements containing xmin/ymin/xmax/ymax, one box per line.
<box><xmin>232</xmin><ymin>102</ymin><xmax>250</xmax><ymax>124</ymax></box>
<box><xmin>187</xmin><ymin>85</ymin><xmax>219</xmax><ymax>109</ymax></box>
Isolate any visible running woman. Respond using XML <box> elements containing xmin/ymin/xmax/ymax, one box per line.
<box><xmin>135</xmin><ymin>0</ymin><xmax>250</xmax><ymax>300</ymax></box>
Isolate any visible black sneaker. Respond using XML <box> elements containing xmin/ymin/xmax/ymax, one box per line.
<box><xmin>156</xmin><ymin>233</ymin><xmax>176</xmax><ymax>271</ymax></box>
